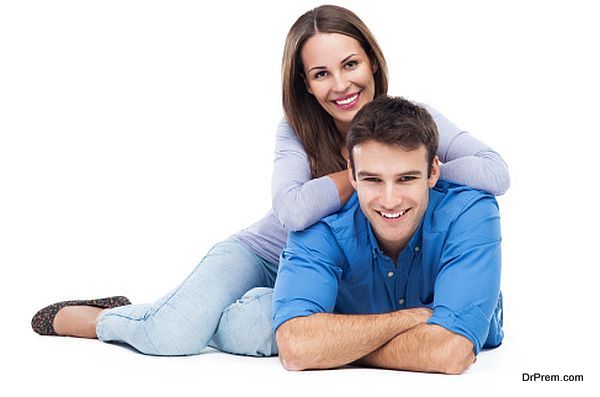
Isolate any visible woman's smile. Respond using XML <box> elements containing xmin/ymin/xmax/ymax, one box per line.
<box><xmin>332</xmin><ymin>91</ymin><xmax>361</xmax><ymax>109</ymax></box>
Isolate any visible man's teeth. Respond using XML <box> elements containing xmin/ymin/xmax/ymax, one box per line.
<box><xmin>335</xmin><ymin>93</ymin><xmax>358</xmax><ymax>105</ymax></box>
<box><xmin>379</xmin><ymin>210</ymin><xmax>407</xmax><ymax>219</ymax></box>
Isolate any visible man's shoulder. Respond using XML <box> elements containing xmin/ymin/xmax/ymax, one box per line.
<box><xmin>427</xmin><ymin>180</ymin><xmax>499</xmax><ymax>230</ymax></box>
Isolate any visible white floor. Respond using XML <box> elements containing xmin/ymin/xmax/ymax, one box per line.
<box><xmin>4</xmin><ymin>290</ymin><xmax>594</xmax><ymax>397</ymax></box>
<box><xmin>1</xmin><ymin>328</ymin><xmax>529</xmax><ymax>397</ymax></box>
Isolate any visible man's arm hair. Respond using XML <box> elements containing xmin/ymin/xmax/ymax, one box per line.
<box><xmin>354</xmin><ymin>323</ymin><xmax>475</xmax><ymax>374</ymax></box>
<box><xmin>276</xmin><ymin>308</ymin><xmax>431</xmax><ymax>371</ymax></box>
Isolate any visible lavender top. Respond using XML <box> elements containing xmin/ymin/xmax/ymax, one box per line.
<box><xmin>233</xmin><ymin>103</ymin><xmax>510</xmax><ymax>264</ymax></box>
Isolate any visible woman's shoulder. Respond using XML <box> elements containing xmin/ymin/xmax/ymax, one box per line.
<box><xmin>275</xmin><ymin>117</ymin><xmax>299</xmax><ymax>140</ymax></box>
<box><xmin>408</xmin><ymin>99</ymin><xmax>441</xmax><ymax>118</ymax></box>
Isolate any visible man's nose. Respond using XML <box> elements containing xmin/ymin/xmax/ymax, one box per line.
<box><xmin>381</xmin><ymin>183</ymin><xmax>400</xmax><ymax>209</ymax></box>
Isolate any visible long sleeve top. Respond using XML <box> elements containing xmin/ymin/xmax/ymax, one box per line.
<box><xmin>233</xmin><ymin>103</ymin><xmax>510</xmax><ymax>264</ymax></box>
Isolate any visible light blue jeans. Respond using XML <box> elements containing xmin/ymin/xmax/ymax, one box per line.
<box><xmin>96</xmin><ymin>237</ymin><xmax>278</xmax><ymax>356</ymax></box>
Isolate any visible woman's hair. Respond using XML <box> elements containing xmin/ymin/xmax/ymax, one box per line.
<box><xmin>282</xmin><ymin>5</ymin><xmax>389</xmax><ymax>178</ymax></box>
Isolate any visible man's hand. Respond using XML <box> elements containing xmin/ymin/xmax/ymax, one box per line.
<box><xmin>405</xmin><ymin>307</ymin><xmax>432</xmax><ymax>324</ymax></box>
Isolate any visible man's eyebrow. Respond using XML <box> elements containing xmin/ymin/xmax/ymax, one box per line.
<box><xmin>356</xmin><ymin>170</ymin><xmax>423</xmax><ymax>178</ymax></box>
<box><xmin>307</xmin><ymin>53</ymin><xmax>358</xmax><ymax>73</ymax></box>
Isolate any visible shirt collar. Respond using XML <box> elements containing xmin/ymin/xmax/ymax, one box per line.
<box><xmin>365</xmin><ymin>215</ymin><xmax>424</xmax><ymax>259</ymax></box>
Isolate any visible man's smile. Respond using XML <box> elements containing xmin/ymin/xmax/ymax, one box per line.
<box><xmin>375</xmin><ymin>208</ymin><xmax>411</xmax><ymax>220</ymax></box>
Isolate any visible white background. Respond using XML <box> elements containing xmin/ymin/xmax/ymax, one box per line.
<box><xmin>1</xmin><ymin>0</ymin><xmax>598</xmax><ymax>395</ymax></box>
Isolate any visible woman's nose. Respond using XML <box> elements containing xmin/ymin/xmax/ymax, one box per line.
<box><xmin>332</xmin><ymin>73</ymin><xmax>350</xmax><ymax>93</ymax></box>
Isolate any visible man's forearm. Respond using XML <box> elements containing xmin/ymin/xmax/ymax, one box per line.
<box><xmin>276</xmin><ymin>308</ymin><xmax>430</xmax><ymax>370</ymax></box>
<box><xmin>354</xmin><ymin>323</ymin><xmax>475</xmax><ymax>374</ymax></box>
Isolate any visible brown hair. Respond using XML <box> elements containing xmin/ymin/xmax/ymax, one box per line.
<box><xmin>282</xmin><ymin>5</ymin><xmax>388</xmax><ymax>178</ymax></box>
<box><xmin>347</xmin><ymin>96</ymin><xmax>439</xmax><ymax>177</ymax></box>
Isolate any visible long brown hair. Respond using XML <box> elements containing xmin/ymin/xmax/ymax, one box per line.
<box><xmin>282</xmin><ymin>5</ymin><xmax>389</xmax><ymax>178</ymax></box>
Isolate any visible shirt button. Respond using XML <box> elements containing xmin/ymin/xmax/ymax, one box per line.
<box><xmin>415</xmin><ymin>246</ymin><xmax>420</xmax><ymax>252</ymax></box>
<box><xmin>387</xmin><ymin>271</ymin><xmax>394</xmax><ymax>278</ymax></box>
<box><xmin>398</xmin><ymin>298</ymin><xmax>405</xmax><ymax>305</ymax></box>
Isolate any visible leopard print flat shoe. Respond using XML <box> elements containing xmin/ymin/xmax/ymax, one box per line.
<box><xmin>31</xmin><ymin>296</ymin><xmax>131</xmax><ymax>336</ymax></box>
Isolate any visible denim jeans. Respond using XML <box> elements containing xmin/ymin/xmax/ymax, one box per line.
<box><xmin>96</xmin><ymin>237</ymin><xmax>278</xmax><ymax>356</ymax></box>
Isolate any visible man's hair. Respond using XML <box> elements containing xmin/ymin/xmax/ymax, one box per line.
<box><xmin>347</xmin><ymin>96</ymin><xmax>439</xmax><ymax>178</ymax></box>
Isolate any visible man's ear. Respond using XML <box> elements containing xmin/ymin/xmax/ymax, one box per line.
<box><xmin>428</xmin><ymin>156</ymin><xmax>440</xmax><ymax>187</ymax></box>
<box><xmin>348</xmin><ymin>160</ymin><xmax>357</xmax><ymax>189</ymax></box>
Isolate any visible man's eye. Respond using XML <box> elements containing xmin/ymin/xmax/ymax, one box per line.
<box><xmin>399</xmin><ymin>176</ymin><xmax>417</xmax><ymax>182</ymax></box>
<box><xmin>364</xmin><ymin>178</ymin><xmax>381</xmax><ymax>182</ymax></box>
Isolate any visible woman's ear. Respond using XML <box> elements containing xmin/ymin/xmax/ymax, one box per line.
<box><xmin>371</xmin><ymin>58</ymin><xmax>379</xmax><ymax>74</ymax></box>
<box><xmin>303</xmin><ymin>74</ymin><xmax>314</xmax><ymax>95</ymax></box>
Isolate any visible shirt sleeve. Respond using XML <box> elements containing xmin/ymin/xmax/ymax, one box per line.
<box><xmin>270</xmin><ymin>119</ymin><xmax>342</xmax><ymax>231</ymax></box>
<box><xmin>426</xmin><ymin>194</ymin><xmax>502</xmax><ymax>355</ymax></box>
<box><xmin>421</xmin><ymin>103</ymin><xmax>511</xmax><ymax>196</ymax></box>
<box><xmin>272</xmin><ymin>223</ymin><xmax>343</xmax><ymax>332</ymax></box>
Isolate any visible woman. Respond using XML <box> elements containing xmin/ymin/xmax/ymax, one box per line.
<box><xmin>31</xmin><ymin>5</ymin><xmax>509</xmax><ymax>357</ymax></box>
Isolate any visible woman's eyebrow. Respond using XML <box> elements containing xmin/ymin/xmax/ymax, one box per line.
<box><xmin>307</xmin><ymin>53</ymin><xmax>358</xmax><ymax>73</ymax></box>
<box><xmin>340</xmin><ymin>53</ymin><xmax>357</xmax><ymax>64</ymax></box>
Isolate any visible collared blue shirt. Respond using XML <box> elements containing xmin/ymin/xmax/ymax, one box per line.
<box><xmin>273</xmin><ymin>180</ymin><xmax>503</xmax><ymax>355</ymax></box>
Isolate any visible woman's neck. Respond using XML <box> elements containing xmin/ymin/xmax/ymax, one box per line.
<box><xmin>335</xmin><ymin>119</ymin><xmax>350</xmax><ymax>138</ymax></box>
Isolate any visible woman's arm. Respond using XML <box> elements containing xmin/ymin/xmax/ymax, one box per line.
<box><xmin>271</xmin><ymin>119</ymin><xmax>353</xmax><ymax>231</ymax></box>
<box><xmin>423</xmin><ymin>103</ymin><xmax>511</xmax><ymax>196</ymax></box>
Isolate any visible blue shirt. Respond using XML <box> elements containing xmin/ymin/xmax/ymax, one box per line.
<box><xmin>273</xmin><ymin>180</ymin><xmax>504</xmax><ymax>355</ymax></box>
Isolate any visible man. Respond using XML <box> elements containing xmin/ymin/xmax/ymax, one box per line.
<box><xmin>272</xmin><ymin>96</ymin><xmax>503</xmax><ymax>374</ymax></box>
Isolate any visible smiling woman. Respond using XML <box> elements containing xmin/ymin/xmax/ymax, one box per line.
<box><xmin>301</xmin><ymin>33</ymin><xmax>377</xmax><ymax>133</ymax></box>
<box><xmin>282</xmin><ymin>5</ymin><xmax>388</xmax><ymax>180</ymax></box>
<box><xmin>30</xmin><ymin>4</ymin><xmax>510</xmax><ymax>360</ymax></box>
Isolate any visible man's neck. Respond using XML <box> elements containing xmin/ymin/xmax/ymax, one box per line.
<box><xmin>378</xmin><ymin>238</ymin><xmax>408</xmax><ymax>268</ymax></box>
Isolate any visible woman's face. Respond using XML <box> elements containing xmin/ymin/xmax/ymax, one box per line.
<box><xmin>301</xmin><ymin>32</ymin><xmax>376</xmax><ymax>134</ymax></box>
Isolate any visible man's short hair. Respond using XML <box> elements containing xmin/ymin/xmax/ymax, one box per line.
<box><xmin>347</xmin><ymin>96</ymin><xmax>439</xmax><ymax>177</ymax></box>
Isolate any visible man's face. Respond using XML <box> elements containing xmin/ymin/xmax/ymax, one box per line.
<box><xmin>349</xmin><ymin>140</ymin><xmax>439</xmax><ymax>256</ymax></box>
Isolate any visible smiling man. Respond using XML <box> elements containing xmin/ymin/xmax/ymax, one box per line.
<box><xmin>272</xmin><ymin>96</ymin><xmax>504</xmax><ymax>374</ymax></box>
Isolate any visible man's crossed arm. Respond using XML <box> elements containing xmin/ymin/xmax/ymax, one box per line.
<box><xmin>276</xmin><ymin>309</ymin><xmax>474</xmax><ymax>374</ymax></box>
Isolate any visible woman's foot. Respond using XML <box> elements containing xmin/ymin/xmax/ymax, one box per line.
<box><xmin>31</xmin><ymin>296</ymin><xmax>131</xmax><ymax>336</ymax></box>
<box><xmin>53</xmin><ymin>306</ymin><xmax>106</xmax><ymax>338</ymax></box>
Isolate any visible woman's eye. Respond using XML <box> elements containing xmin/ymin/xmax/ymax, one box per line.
<box><xmin>345</xmin><ymin>61</ymin><xmax>358</xmax><ymax>69</ymax></box>
<box><xmin>314</xmin><ymin>71</ymin><xmax>327</xmax><ymax>79</ymax></box>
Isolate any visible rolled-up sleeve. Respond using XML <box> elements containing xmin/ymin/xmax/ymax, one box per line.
<box><xmin>426</xmin><ymin>195</ymin><xmax>502</xmax><ymax>354</ymax></box>
<box><xmin>272</xmin><ymin>223</ymin><xmax>343</xmax><ymax>331</ymax></box>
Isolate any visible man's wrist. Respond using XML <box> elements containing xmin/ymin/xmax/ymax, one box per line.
<box><xmin>395</xmin><ymin>307</ymin><xmax>432</xmax><ymax>332</ymax></box>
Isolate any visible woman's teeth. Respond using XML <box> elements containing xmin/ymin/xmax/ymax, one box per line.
<box><xmin>335</xmin><ymin>93</ymin><xmax>358</xmax><ymax>105</ymax></box>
